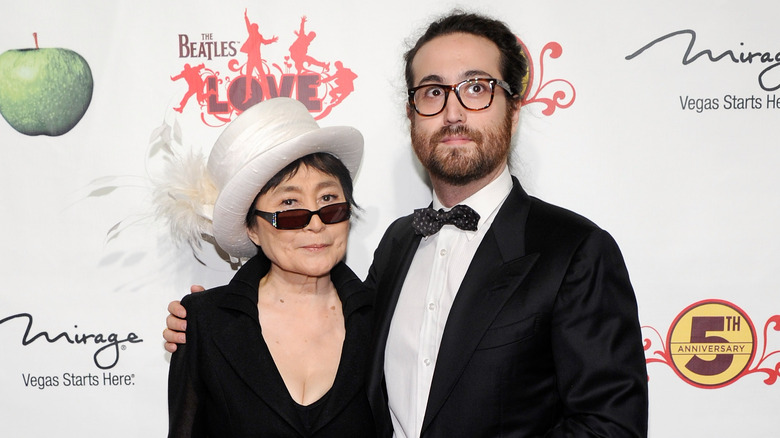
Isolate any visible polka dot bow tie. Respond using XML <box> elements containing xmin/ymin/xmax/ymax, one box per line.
<box><xmin>411</xmin><ymin>204</ymin><xmax>480</xmax><ymax>236</ymax></box>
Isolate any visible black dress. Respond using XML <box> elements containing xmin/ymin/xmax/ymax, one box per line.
<box><xmin>168</xmin><ymin>254</ymin><xmax>375</xmax><ymax>437</ymax></box>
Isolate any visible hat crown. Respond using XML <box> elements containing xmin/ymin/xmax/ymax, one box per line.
<box><xmin>207</xmin><ymin>98</ymin><xmax>320</xmax><ymax>191</ymax></box>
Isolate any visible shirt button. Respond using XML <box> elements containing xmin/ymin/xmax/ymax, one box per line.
<box><xmin>439</xmin><ymin>248</ymin><xmax>447</xmax><ymax>257</ymax></box>
<box><xmin>428</xmin><ymin>303</ymin><xmax>436</xmax><ymax>311</ymax></box>
<box><xmin>423</xmin><ymin>358</ymin><xmax>431</xmax><ymax>366</ymax></box>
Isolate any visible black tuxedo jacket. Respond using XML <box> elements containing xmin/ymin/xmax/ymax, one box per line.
<box><xmin>365</xmin><ymin>177</ymin><xmax>648</xmax><ymax>437</ymax></box>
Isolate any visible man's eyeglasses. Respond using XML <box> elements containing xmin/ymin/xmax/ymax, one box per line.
<box><xmin>407</xmin><ymin>78</ymin><xmax>514</xmax><ymax>117</ymax></box>
<box><xmin>253</xmin><ymin>202</ymin><xmax>351</xmax><ymax>230</ymax></box>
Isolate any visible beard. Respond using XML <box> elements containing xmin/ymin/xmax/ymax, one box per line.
<box><xmin>411</xmin><ymin>109</ymin><xmax>514</xmax><ymax>186</ymax></box>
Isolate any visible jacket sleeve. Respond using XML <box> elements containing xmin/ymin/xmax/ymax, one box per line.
<box><xmin>547</xmin><ymin>229</ymin><xmax>648</xmax><ymax>437</ymax></box>
<box><xmin>168</xmin><ymin>296</ymin><xmax>207</xmax><ymax>438</ymax></box>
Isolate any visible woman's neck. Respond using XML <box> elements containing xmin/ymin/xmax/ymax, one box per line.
<box><xmin>258</xmin><ymin>265</ymin><xmax>336</xmax><ymax>303</ymax></box>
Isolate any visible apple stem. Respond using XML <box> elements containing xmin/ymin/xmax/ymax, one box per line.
<box><xmin>33</xmin><ymin>32</ymin><xmax>39</xmax><ymax>49</ymax></box>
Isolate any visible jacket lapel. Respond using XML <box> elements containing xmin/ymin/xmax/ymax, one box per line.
<box><xmin>212</xmin><ymin>309</ymin><xmax>307</xmax><ymax>434</ymax></box>
<box><xmin>308</xmin><ymin>263</ymin><xmax>374</xmax><ymax>434</ymax></box>
<box><xmin>421</xmin><ymin>179</ymin><xmax>539</xmax><ymax>433</ymax></box>
<box><xmin>373</xmin><ymin>227</ymin><xmax>422</xmax><ymax>349</ymax></box>
<box><xmin>209</xmin><ymin>261</ymin><xmax>309</xmax><ymax>436</ymax></box>
<box><xmin>367</xmin><ymin>217</ymin><xmax>422</xmax><ymax>436</ymax></box>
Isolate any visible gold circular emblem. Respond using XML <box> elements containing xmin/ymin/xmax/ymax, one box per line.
<box><xmin>668</xmin><ymin>300</ymin><xmax>755</xmax><ymax>388</ymax></box>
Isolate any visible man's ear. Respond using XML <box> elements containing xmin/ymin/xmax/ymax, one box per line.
<box><xmin>510</xmin><ymin>100</ymin><xmax>522</xmax><ymax>135</ymax></box>
<box><xmin>406</xmin><ymin>103</ymin><xmax>415</xmax><ymax>121</ymax></box>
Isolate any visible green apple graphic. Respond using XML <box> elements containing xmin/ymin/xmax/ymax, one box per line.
<box><xmin>0</xmin><ymin>33</ymin><xmax>93</xmax><ymax>136</ymax></box>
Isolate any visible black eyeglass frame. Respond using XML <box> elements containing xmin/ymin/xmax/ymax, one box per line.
<box><xmin>407</xmin><ymin>78</ymin><xmax>514</xmax><ymax>117</ymax></box>
<box><xmin>253</xmin><ymin>202</ymin><xmax>352</xmax><ymax>230</ymax></box>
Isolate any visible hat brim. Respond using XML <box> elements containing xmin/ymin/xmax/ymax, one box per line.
<box><xmin>212</xmin><ymin>125</ymin><xmax>363</xmax><ymax>258</ymax></box>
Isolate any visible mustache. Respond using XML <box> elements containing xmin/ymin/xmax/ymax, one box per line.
<box><xmin>429</xmin><ymin>125</ymin><xmax>484</xmax><ymax>145</ymax></box>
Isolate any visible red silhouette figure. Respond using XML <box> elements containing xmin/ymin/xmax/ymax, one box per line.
<box><xmin>321</xmin><ymin>61</ymin><xmax>357</xmax><ymax>105</ymax></box>
<box><xmin>289</xmin><ymin>16</ymin><xmax>329</xmax><ymax>74</ymax></box>
<box><xmin>171</xmin><ymin>63</ymin><xmax>206</xmax><ymax>113</ymax></box>
<box><xmin>241</xmin><ymin>9</ymin><xmax>278</xmax><ymax>103</ymax></box>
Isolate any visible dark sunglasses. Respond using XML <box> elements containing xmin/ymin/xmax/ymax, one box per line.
<box><xmin>253</xmin><ymin>202</ymin><xmax>351</xmax><ymax>230</ymax></box>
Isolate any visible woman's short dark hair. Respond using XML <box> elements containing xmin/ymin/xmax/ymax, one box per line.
<box><xmin>404</xmin><ymin>10</ymin><xmax>527</xmax><ymax>107</ymax></box>
<box><xmin>245</xmin><ymin>152</ymin><xmax>356</xmax><ymax>227</ymax></box>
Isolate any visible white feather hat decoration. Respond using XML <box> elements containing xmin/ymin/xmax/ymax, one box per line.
<box><xmin>152</xmin><ymin>141</ymin><xmax>218</xmax><ymax>252</ymax></box>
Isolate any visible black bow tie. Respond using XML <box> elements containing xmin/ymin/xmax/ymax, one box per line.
<box><xmin>411</xmin><ymin>204</ymin><xmax>480</xmax><ymax>236</ymax></box>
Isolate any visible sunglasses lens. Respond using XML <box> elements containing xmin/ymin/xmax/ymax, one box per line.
<box><xmin>319</xmin><ymin>203</ymin><xmax>351</xmax><ymax>224</ymax></box>
<box><xmin>275</xmin><ymin>209</ymin><xmax>312</xmax><ymax>229</ymax></box>
<box><xmin>269</xmin><ymin>203</ymin><xmax>351</xmax><ymax>229</ymax></box>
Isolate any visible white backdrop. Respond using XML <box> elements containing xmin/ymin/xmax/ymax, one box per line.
<box><xmin>1</xmin><ymin>1</ymin><xmax>778</xmax><ymax>436</ymax></box>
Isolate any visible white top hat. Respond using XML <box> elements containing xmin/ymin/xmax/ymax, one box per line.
<box><xmin>207</xmin><ymin>97</ymin><xmax>363</xmax><ymax>258</ymax></box>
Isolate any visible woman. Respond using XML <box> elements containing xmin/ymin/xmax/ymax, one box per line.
<box><xmin>165</xmin><ymin>98</ymin><xmax>374</xmax><ymax>436</ymax></box>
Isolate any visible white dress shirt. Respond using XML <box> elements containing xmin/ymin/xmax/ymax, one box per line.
<box><xmin>384</xmin><ymin>166</ymin><xmax>513</xmax><ymax>438</ymax></box>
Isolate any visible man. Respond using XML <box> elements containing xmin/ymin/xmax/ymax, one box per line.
<box><xmin>165</xmin><ymin>11</ymin><xmax>648</xmax><ymax>437</ymax></box>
